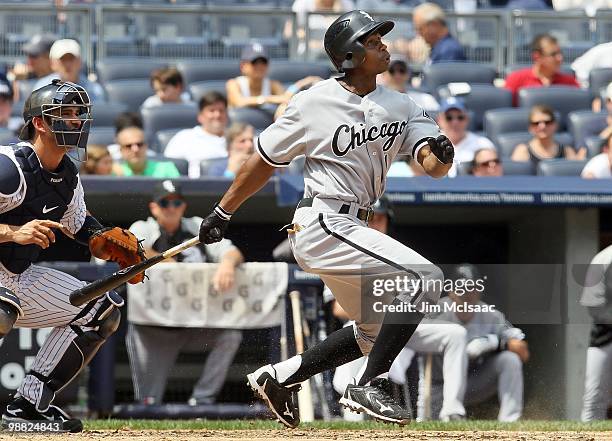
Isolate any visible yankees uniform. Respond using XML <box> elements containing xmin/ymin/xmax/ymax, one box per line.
<box><xmin>0</xmin><ymin>80</ymin><xmax>122</xmax><ymax>432</ymax></box>
<box><xmin>580</xmin><ymin>245</ymin><xmax>612</xmax><ymax>422</ymax></box>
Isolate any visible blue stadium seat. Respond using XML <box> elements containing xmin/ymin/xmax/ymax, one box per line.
<box><xmin>437</xmin><ymin>84</ymin><xmax>512</xmax><ymax>131</ymax></box>
<box><xmin>495</xmin><ymin>131</ymin><xmax>575</xmax><ymax>159</ymax></box>
<box><xmin>155</xmin><ymin>128</ymin><xmax>182</xmax><ymax>154</ymax></box>
<box><xmin>588</xmin><ymin>68</ymin><xmax>612</xmax><ymax>99</ymax></box>
<box><xmin>96</xmin><ymin>59</ymin><xmax>168</xmax><ymax>83</ymax></box>
<box><xmin>87</xmin><ymin>127</ymin><xmax>116</xmax><ymax>146</ymax></box>
<box><xmin>484</xmin><ymin>108</ymin><xmax>531</xmax><ymax>141</ymax></box>
<box><xmin>188</xmin><ymin>80</ymin><xmax>228</xmax><ymax>102</ymax></box>
<box><xmin>152</xmin><ymin>155</ymin><xmax>189</xmax><ymax>176</ymax></box>
<box><xmin>149</xmin><ymin>36</ymin><xmax>210</xmax><ymax>59</ymax></box>
<box><xmin>585</xmin><ymin>136</ymin><xmax>605</xmax><ymax>158</ymax></box>
<box><xmin>91</xmin><ymin>102</ymin><xmax>129</xmax><ymax>128</ymax></box>
<box><xmin>568</xmin><ymin>110</ymin><xmax>608</xmax><ymax>149</ymax></box>
<box><xmin>268</xmin><ymin>61</ymin><xmax>332</xmax><ymax>84</ymax></box>
<box><xmin>422</xmin><ymin>63</ymin><xmax>496</xmax><ymax>94</ymax></box>
<box><xmin>141</xmin><ymin>103</ymin><xmax>198</xmax><ymax>152</ymax></box>
<box><xmin>503</xmin><ymin>160</ymin><xmax>536</xmax><ymax>176</ymax></box>
<box><xmin>200</xmin><ymin>158</ymin><xmax>229</xmax><ymax>177</ymax></box>
<box><xmin>537</xmin><ymin>159</ymin><xmax>588</xmax><ymax>176</ymax></box>
<box><xmin>228</xmin><ymin>107</ymin><xmax>273</xmax><ymax>131</ymax></box>
<box><xmin>177</xmin><ymin>60</ymin><xmax>240</xmax><ymax>84</ymax></box>
<box><xmin>103</xmin><ymin>79</ymin><xmax>154</xmax><ymax>113</ymax></box>
<box><xmin>518</xmin><ymin>86</ymin><xmax>591</xmax><ymax>129</ymax></box>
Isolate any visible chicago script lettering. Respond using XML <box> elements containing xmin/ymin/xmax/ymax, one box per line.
<box><xmin>332</xmin><ymin>120</ymin><xmax>408</xmax><ymax>156</ymax></box>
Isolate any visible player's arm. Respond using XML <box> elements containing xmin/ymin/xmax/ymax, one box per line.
<box><xmin>417</xmin><ymin>136</ymin><xmax>454</xmax><ymax>178</ymax></box>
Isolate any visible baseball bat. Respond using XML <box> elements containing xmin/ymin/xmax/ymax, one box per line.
<box><xmin>289</xmin><ymin>290</ymin><xmax>315</xmax><ymax>422</ymax></box>
<box><xmin>423</xmin><ymin>353</ymin><xmax>433</xmax><ymax>420</ymax></box>
<box><xmin>69</xmin><ymin>236</ymin><xmax>201</xmax><ymax>307</ymax></box>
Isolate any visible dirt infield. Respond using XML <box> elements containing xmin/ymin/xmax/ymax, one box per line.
<box><xmin>1</xmin><ymin>429</ymin><xmax>611</xmax><ymax>441</ymax></box>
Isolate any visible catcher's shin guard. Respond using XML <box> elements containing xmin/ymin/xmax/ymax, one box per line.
<box><xmin>26</xmin><ymin>293</ymin><xmax>122</xmax><ymax>411</ymax></box>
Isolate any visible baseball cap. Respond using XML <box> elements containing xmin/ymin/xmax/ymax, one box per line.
<box><xmin>439</xmin><ymin>97</ymin><xmax>467</xmax><ymax>113</ymax></box>
<box><xmin>49</xmin><ymin>39</ymin><xmax>81</xmax><ymax>60</ymax></box>
<box><xmin>241</xmin><ymin>42</ymin><xmax>268</xmax><ymax>63</ymax></box>
<box><xmin>152</xmin><ymin>179</ymin><xmax>183</xmax><ymax>202</ymax></box>
<box><xmin>23</xmin><ymin>35</ymin><xmax>55</xmax><ymax>57</ymax></box>
<box><xmin>0</xmin><ymin>74</ymin><xmax>13</xmax><ymax>100</ymax></box>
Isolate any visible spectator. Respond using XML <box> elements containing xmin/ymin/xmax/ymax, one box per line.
<box><xmin>598</xmin><ymin>83</ymin><xmax>612</xmax><ymax>139</ymax></box>
<box><xmin>571</xmin><ymin>42</ymin><xmax>612</xmax><ymax>89</ymax></box>
<box><xmin>10</xmin><ymin>35</ymin><xmax>55</xmax><ymax>89</ymax></box>
<box><xmin>504</xmin><ymin>34</ymin><xmax>579</xmax><ymax>106</ymax></box>
<box><xmin>379</xmin><ymin>60</ymin><xmax>439</xmax><ymax>112</ymax></box>
<box><xmin>511</xmin><ymin>104</ymin><xmax>584</xmax><ymax>164</ymax></box>
<box><xmin>0</xmin><ymin>75</ymin><xmax>21</xmax><ymax>134</ymax></box>
<box><xmin>107</xmin><ymin>111</ymin><xmax>143</xmax><ymax>161</ymax></box>
<box><xmin>141</xmin><ymin>67</ymin><xmax>193</xmax><ymax>110</ymax></box>
<box><xmin>471</xmin><ymin>148</ymin><xmax>504</xmax><ymax>177</ymax></box>
<box><xmin>117</xmin><ymin>125</ymin><xmax>179</xmax><ymax>177</ymax></box>
<box><xmin>33</xmin><ymin>39</ymin><xmax>105</xmax><ymax>102</ymax></box>
<box><xmin>128</xmin><ymin>180</ymin><xmax>244</xmax><ymax>406</ymax></box>
<box><xmin>413</xmin><ymin>2</ymin><xmax>466</xmax><ymax>64</ymax></box>
<box><xmin>425</xmin><ymin>264</ymin><xmax>528</xmax><ymax>422</ymax></box>
<box><xmin>164</xmin><ymin>91</ymin><xmax>229</xmax><ymax>178</ymax></box>
<box><xmin>81</xmin><ymin>144</ymin><xmax>119</xmax><ymax>176</ymax></box>
<box><xmin>208</xmin><ymin>123</ymin><xmax>255</xmax><ymax>178</ymax></box>
<box><xmin>581</xmin><ymin>134</ymin><xmax>612</xmax><ymax>179</ymax></box>
<box><xmin>436</xmin><ymin>97</ymin><xmax>496</xmax><ymax>177</ymax></box>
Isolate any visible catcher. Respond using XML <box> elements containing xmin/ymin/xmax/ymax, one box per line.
<box><xmin>0</xmin><ymin>80</ymin><xmax>144</xmax><ymax>432</ymax></box>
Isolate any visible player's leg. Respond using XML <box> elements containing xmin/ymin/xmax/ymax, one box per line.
<box><xmin>2</xmin><ymin>265</ymin><xmax>122</xmax><ymax>432</ymax></box>
<box><xmin>581</xmin><ymin>342</ymin><xmax>612</xmax><ymax>421</ymax></box>
<box><xmin>492</xmin><ymin>350</ymin><xmax>523</xmax><ymax>422</ymax></box>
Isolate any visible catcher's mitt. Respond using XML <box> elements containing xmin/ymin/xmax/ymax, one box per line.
<box><xmin>89</xmin><ymin>227</ymin><xmax>146</xmax><ymax>284</ymax></box>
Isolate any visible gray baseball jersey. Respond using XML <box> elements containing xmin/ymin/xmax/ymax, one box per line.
<box><xmin>257</xmin><ymin>78</ymin><xmax>441</xmax><ymax>206</ymax></box>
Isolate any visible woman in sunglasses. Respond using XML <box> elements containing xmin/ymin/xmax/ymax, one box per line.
<box><xmin>511</xmin><ymin>104</ymin><xmax>585</xmax><ymax>164</ymax></box>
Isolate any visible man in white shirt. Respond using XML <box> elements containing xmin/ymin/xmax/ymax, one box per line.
<box><xmin>164</xmin><ymin>91</ymin><xmax>228</xmax><ymax>178</ymax></box>
<box><xmin>581</xmin><ymin>135</ymin><xmax>612</xmax><ymax>179</ymax></box>
<box><xmin>436</xmin><ymin>97</ymin><xmax>496</xmax><ymax>177</ymax></box>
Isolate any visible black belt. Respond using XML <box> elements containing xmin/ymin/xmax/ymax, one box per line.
<box><xmin>297</xmin><ymin>198</ymin><xmax>373</xmax><ymax>222</ymax></box>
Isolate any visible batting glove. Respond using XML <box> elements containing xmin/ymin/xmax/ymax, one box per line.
<box><xmin>427</xmin><ymin>135</ymin><xmax>455</xmax><ymax>164</ymax></box>
<box><xmin>199</xmin><ymin>205</ymin><xmax>231</xmax><ymax>244</ymax></box>
<box><xmin>466</xmin><ymin>334</ymin><xmax>499</xmax><ymax>359</ymax></box>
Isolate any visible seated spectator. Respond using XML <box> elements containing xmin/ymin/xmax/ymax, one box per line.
<box><xmin>413</xmin><ymin>2</ymin><xmax>466</xmax><ymax>64</ymax></box>
<box><xmin>141</xmin><ymin>67</ymin><xmax>193</xmax><ymax>110</ymax></box>
<box><xmin>117</xmin><ymin>125</ymin><xmax>179</xmax><ymax>177</ymax></box>
<box><xmin>81</xmin><ymin>144</ymin><xmax>120</xmax><ymax>176</ymax></box>
<box><xmin>598</xmin><ymin>83</ymin><xmax>612</xmax><ymax>140</ymax></box>
<box><xmin>128</xmin><ymin>179</ymin><xmax>244</xmax><ymax>406</ymax></box>
<box><xmin>436</xmin><ymin>97</ymin><xmax>495</xmax><ymax>177</ymax></box>
<box><xmin>471</xmin><ymin>148</ymin><xmax>504</xmax><ymax>177</ymax></box>
<box><xmin>504</xmin><ymin>34</ymin><xmax>579</xmax><ymax>106</ymax></box>
<box><xmin>581</xmin><ymin>134</ymin><xmax>612</xmax><ymax>179</ymax></box>
<box><xmin>33</xmin><ymin>39</ymin><xmax>105</xmax><ymax>102</ymax></box>
<box><xmin>379</xmin><ymin>60</ymin><xmax>439</xmax><ymax>112</ymax></box>
<box><xmin>107</xmin><ymin>112</ymin><xmax>143</xmax><ymax>161</ymax></box>
<box><xmin>208</xmin><ymin>123</ymin><xmax>255</xmax><ymax>178</ymax></box>
<box><xmin>10</xmin><ymin>34</ymin><xmax>55</xmax><ymax>99</ymax></box>
<box><xmin>165</xmin><ymin>91</ymin><xmax>229</xmax><ymax>178</ymax></box>
<box><xmin>511</xmin><ymin>104</ymin><xmax>584</xmax><ymax>164</ymax></box>
<box><xmin>571</xmin><ymin>42</ymin><xmax>612</xmax><ymax>89</ymax></box>
<box><xmin>0</xmin><ymin>75</ymin><xmax>21</xmax><ymax>134</ymax></box>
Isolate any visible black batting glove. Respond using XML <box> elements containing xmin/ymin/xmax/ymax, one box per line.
<box><xmin>427</xmin><ymin>135</ymin><xmax>455</xmax><ymax>164</ymax></box>
<box><xmin>199</xmin><ymin>205</ymin><xmax>231</xmax><ymax>244</ymax></box>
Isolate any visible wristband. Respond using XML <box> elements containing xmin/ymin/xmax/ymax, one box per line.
<box><xmin>214</xmin><ymin>204</ymin><xmax>233</xmax><ymax>221</ymax></box>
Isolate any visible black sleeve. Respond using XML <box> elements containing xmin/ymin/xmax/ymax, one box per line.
<box><xmin>73</xmin><ymin>215</ymin><xmax>104</xmax><ymax>245</ymax></box>
<box><xmin>0</xmin><ymin>154</ymin><xmax>21</xmax><ymax>196</ymax></box>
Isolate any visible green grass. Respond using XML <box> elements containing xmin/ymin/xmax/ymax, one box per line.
<box><xmin>84</xmin><ymin>419</ymin><xmax>612</xmax><ymax>432</ymax></box>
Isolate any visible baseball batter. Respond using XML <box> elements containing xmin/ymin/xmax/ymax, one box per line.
<box><xmin>0</xmin><ymin>80</ymin><xmax>144</xmax><ymax>432</ymax></box>
<box><xmin>199</xmin><ymin>10</ymin><xmax>455</xmax><ymax>427</ymax></box>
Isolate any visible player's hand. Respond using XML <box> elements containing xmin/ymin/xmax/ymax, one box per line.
<box><xmin>427</xmin><ymin>135</ymin><xmax>454</xmax><ymax>164</ymax></box>
<box><xmin>466</xmin><ymin>334</ymin><xmax>499</xmax><ymax>359</ymax></box>
<box><xmin>506</xmin><ymin>338</ymin><xmax>530</xmax><ymax>363</ymax></box>
<box><xmin>199</xmin><ymin>210</ymin><xmax>229</xmax><ymax>244</ymax></box>
<box><xmin>212</xmin><ymin>261</ymin><xmax>236</xmax><ymax>292</ymax></box>
<box><xmin>10</xmin><ymin>220</ymin><xmax>66</xmax><ymax>249</ymax></box>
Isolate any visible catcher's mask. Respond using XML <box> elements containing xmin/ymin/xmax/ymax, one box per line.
<box><xmin>19</xmin><ymin>79</ymin><xmax>92</xmax><ymax>162</ymax></box>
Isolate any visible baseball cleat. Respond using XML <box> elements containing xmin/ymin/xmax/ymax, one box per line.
<box><xmin>1</xmin><ymin>396</ymin><xmax>83</xmax><ymax>433</ymax></box>
<box><xmin>247</xmin><ymin>364</ymin><xmax>301</xmax><ymax>428</ymax></box>
<box><xmin>340</xmin><ymin>378</ymin><xmax>411</xmax><ymax>425</ymax></box>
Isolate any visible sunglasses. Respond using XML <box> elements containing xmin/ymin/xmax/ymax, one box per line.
<box><xmin>475</xmin><ymin>158</ymin><xmax>501</xmax><ymax>168</ymax></box>
<box><xmin>121</xmin><ymin>141</ymin><xmax>146</xmax><ymax>149</ymax></box>
<box><xmin>529</xmin><ymin>119</ymin><xmax>554</xmax><ymax>127</ymax></box>
<box><xmin>445</xmin><ymin>114</ymin><xmax>466</xmax><ymax>122</ymax></box>
<box><xmin>158</xmin><ymin>199</ymin><xmax>184</xmax><ymax>208</ymax></box>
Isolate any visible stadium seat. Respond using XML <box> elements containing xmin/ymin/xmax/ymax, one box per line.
<box><xmin>484</xmin><ymin>108</ymin><xmax>531</xmax><ymax>141</ymax></box>
<box><xmin>96</xmin><ymin>59</ymin><xmax>168</xmax><ymax>83</ymax></box>
<box><xmin>200</xmin><ymin>158</ymin><xmax>229</xmax><ymax>176</ymax></box>
<box><xmin>87</xmin><ymin>127</ymin><xmax>116</xmax><ymax>146</ymax></box>
<box><xmin>518</xmin><ymin>86</ymin><xmax>591</xmax><ymax>129</ymax></box>
<box><xmin>228</xmin><ymin>107</ymin><xmax>273</xmax><ymax>131</ymax></box>
<box><xmin>152</xmin><ymin>155</ymin><xmax>189</xmax><ymax>176</ymax></box>
<box><xmin>437</xmin><ymin>84</ymin><xmax>512</xmax><ymax>131</ymax></box>
<box><xmin>422</xmin><ymin>63</ymin><xmax>496</xmax><ymax>94</ymax></box>
<box><xmin>537</xmin><ymin>159</ymin><xmax>588</xmax><ymax>176</ymax></box>
<box><xmin>585</xmin><ymin>136</ymin><xmax>605</xmax><ymax>158</ymax></box>
<box><xmin>495</xmin><ymin>131</ymin><xmax>574</xmax><ymax>159</ymax></box>
<box><xmin>588</xmin><ymin>68</ymin><xmax>612</xmax><ymax>99</ymax></box>
<box><xmin>503</xmin><ymin>160</ymin><xmax>537</xmax><ymax>176</ymax></box>
<box><xmin>188</xmin><ymin>80</ymin><xmax>228</xmax><ymax>102</ymax></box>
<box><xmin>155</xmin><ymin>128</ymin><xmax>183</xmax><ymax>154</ymax></box>
<box><xmin>176</xmin><ymin>60</ymin><xmax>240</xmax><ymax>84</ymax></box>
<box><xmin>141</xmin><ymin>104</ymin><xmax>198</xmax><ymax>152</ymax></box>
<box><xmin>268</xmin><ymin>61</ymin><xmax>332</xmax><ymax>84</ymax></box>
<box><xmin>568</xmin><ymin>110</ymin><xmax>608</xmax><ymax>149</ymax></box>
<box><xmin>149</xmin><ymin>36</ymin><xmax>210</xmax><ymax>59</ymax></box>
<box><xmin>103</xmin><ymin>79</ymin><xmax>154</xmax><ymax>113</ymax></box>
<box><xmin>91</xmin><ymin>102</ymin><xmax>129</xmax><ymax>128</ymax></box>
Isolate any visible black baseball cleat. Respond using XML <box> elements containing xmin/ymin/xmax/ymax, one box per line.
<box><xmin>340</xmin><ymin>378</ymin><xmax>412</xmax><ymax>425</ymax></box>
<box><xmin>247</xmin><ymin>364</ymin><xmax>301</xmax><ymax>429</ymax></box>
<box><xmin>1</xmin><ymin>396</ymin><xmax>83</xmax><ymax>433</ymax></box>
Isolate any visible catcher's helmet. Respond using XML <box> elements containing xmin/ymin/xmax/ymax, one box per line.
<box><xmin>324</xmin><ymin>10</ymin><xmax>394</xmax><ymax>73</ymax></box>
<box><xmin>19</xmin><ymin>79</ymin><xmax>92</xmax><ymax>161</ymax></box>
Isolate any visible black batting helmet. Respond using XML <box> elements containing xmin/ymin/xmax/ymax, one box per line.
<box><xmin>324</xmin><ymin>10</ymin><xmax>394</xmax><ymax>73</ymax></box>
